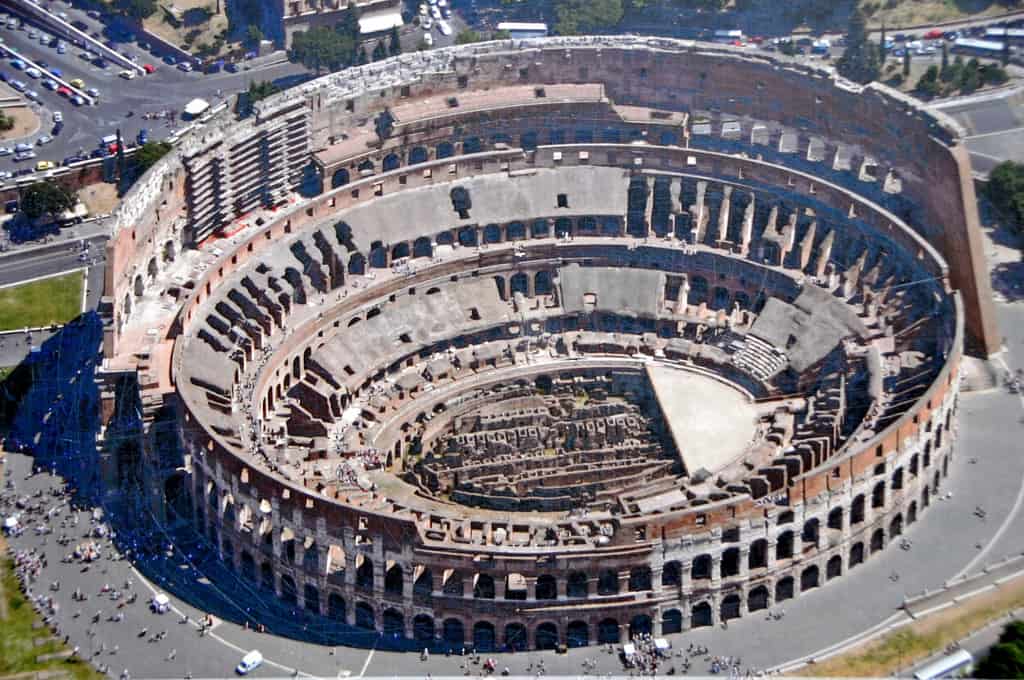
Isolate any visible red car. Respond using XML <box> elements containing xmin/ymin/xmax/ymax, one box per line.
<box><xmin>56</xmin><ymin>86</ymin><xmax>71</xmax><ymax>97</ymax></box>
<box><xmin>923</xmin><ymin>29</ymin><xmax>944</xmax><ymax>40</ymax></box>
<box><xmin>142</xmin><ymin>63</ymin><xmax>156</xmax><ymax>74</ymax></box>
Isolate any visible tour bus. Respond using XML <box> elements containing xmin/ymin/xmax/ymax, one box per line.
<box><xmin>913</xmin><ymin>650</ymin><xmax>974</xmax><ymax>680</ymax></box>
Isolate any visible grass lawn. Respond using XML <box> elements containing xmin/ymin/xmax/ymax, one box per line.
<box><xmin>0</xmin><ymin>543</ymin><xmax>101</xmax><ymax>680</ymax></box>
<box><xmin>0</xmin><ymin>272</ymin><xmax>83</xmax><ymax>332</ymax></box>
<box><xmin>798</xmin><ymin>572</ymin><xmax>1024</xmax><ymax>676</ymax></box>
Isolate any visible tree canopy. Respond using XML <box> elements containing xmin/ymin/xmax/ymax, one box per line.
<box><xmin>553</xmin><ymin>0</ymin><xmax>623</xmax><ymax>35</ymax></box>
<box><xmin>455</xmin><ymin>29</ymin><xmax>484</xmax><ymax>45</ymax></box>
<box><xmin>115</xmin><ymin>0</ymin><xmax>158</xmax><ymax>20</ymax></box>
<box><xmin>21</xmin><ymin>182</ymin><xmax>76</xmax><ymax>220</ymax></box>
<box><xmin>985</xmin><ymin>161</ymin><xmax>1024</xmax><ymax>236</ymax></box>
<box><xmin>835</xmin><ymin>8</ymin><xmax>880</xmax><ymax>84</ymax></box>
<box><xmin>289</xmin><ymin>12</ymin><xmax>360</xmax><ymax>73</ymax></box>
<box><xmin>134</xmin><ymin>141</ymin><xmax>173</xmax><ymax>174</ymax></box>
<box><xmin>975</xmin><ymin>620</ymin><xmax>1024</xmax><ymax>678</ymax></box>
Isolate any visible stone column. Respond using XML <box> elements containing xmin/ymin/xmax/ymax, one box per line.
<box><xmin>737</xmin><ymin>547</ymin><xmax>750</xmax><ymax>579</ymax></box>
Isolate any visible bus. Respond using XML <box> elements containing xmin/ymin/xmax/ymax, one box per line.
<box><xmin>913</xmin><ymin>650</ymin><xmax>974</xmax><ymax>680</ymax></box>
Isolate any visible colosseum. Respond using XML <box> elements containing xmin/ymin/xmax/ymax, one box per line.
<box><xmin>94</xmin><ymin>36</ymin><xmax>996</xmax><ymax>652</ymax></box>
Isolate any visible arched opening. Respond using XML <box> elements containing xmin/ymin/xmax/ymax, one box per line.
<box><xmin>662</xmin><ymin>609</ymin><xmax>683</xmax><ymax>634</ymax></box>
<box><xmin>355</xmin><ymin>602</ymin><xmax>375</xmax><ymax>629</ymax></box>
<box><xmin>133</xmin><ymin>275</ymin><xmax>144</xmax><ymax>298</ymax></box>
<box><xmin>535</xmin><ymin>622</ymin><xmax>558</xmax><ymax>650</ymax></box>
<box><xmin>748</xmin><ymin>585</ymin><xmax>769</xmax><ymax>612</ymax></box>
<box><xmin>436</xmin><ymin>141</ymin><xmax>455</xmax><ymax>159</ymax></box>
<box><xmin>505</xmin><ymin>623</ymin><xmax>528</xmax><ymax>651</ymax></box>
<box><xmin>463</xmin><ymin>136</ymin><xmax>482</xmax><ymax>154</ymax></box>
<box><xmin>328</xmin><ymin>593</ymin><xmax>346</xmax><ymax>621</ymax></box>
<box><xmin>356</xmin><ymin>556</ymin><xmax>374</xmax><ymax>590</ymax></box>
<box><xmin>775</xmin><ymin>576</ymin><xmax>795</xmax><ymax>602</ymax></box>
<box><xmin>629</xmin><ymin>614</ymin><xmax>652</xmax><ymax>639</ymax></box>
<box><xmin>414</xmin><ymin>568</ymin><xmax>433</xmax><ymax>597</ymax></box>
<box><xmin>871</xmin><ymin>528</ymin><xmax>885</xmax><ymax>553</ymax></box>
<box><xmin>690</xmin><ymin>602</ymin><xmax>713</xmax><ymax>628</ymax></box>
<box><xmin>240</xmin><ymin>551</ymin><xmax>255</xmax><ymax>581</ymax></box>
<box><xmin>828</xmin><ymin>507</ymin><xmax>843</xmax><ymax>531</ymax></box>
<box><xmin>554</xmin><ymin>217</ymin><xmax>573</xmax><ymax>238</ymax></box>
<box><xmin>721</xmin><ymin>547</ymin><xmax>740</xmax><ymax>578</ymax></box>
<box><xmin>409</xmin><ymin>146</ymin><xmax>429</xmax><ymax>164</ymax></box>
<box><xmin>382</xmin><ymin>153</ymin><xmax>400</xmax><ymax>171</ymax></box>
<box><xmin>802</xmin><ymin>518</ymin><xmax>820</xmax><ymax>550</ymax></box>
<box><xmin>331</xmin><ymin>168</ymin><xmax>350</xmax><ymax>188</ymax></box>
<box><xmin>162</xmin><ymin>240</ymin><xmax>175</xmax><ymax>263</ymax></box>
<box><xmin>382</xmin><ymin>609</ymin><xmax>404</xmax><ymax>638</ymax></box>
<box><xmin>357</xmin><ymin>159</ymin><xmax>374</xmax><ymax>174</ymax></box>
<box><xmin>494</xmin><ymin>276</ymin><xmax>507</xmax><ymax>301</ymax></box>
<box><xmin>907</xmin><ymin>501</ymin><xmax>918</xmax><ymax>524</ymax></box>
<box><xmin>629</xmin><ymin>566</ymin><xmax>652</xmax><ymax>591</ymax></box>
<box><xmin>412</xmin><ymin>236</ymin><xmax>433</xmax><ymax>259</ymax></box>
<box><xmin>720</xmin><ymin>594</ymin><xmax>741</xmax><ymax>621</ymax></box>
<box><xmin>473</xmin><ymin>621</ymin><xmax>496</xmax><ymax>652</ymax></box>
<box><xmin>483</xmin><ymin>224</ymin><xmax>502</xmax><ymax>244</ymax></box>
<box><xmin>662</xmin><ymin>561</ymin><xmax>681</xmax><ymax>587</ymax></box>
<box><xmin>384</xmin><ymin>563</ymin><xmax>403</xmax><ymax>595</ymax></box>
<box><xmin>567</xmin><ymin>571</ymin><xmax>588</xmax><ymax>598</ymax></box>
<box><xmin>692</xmin><ymin>554</ymin><xmax>712</xmax><ymax>580</ymax></box>
<box><xmin>827</xmin><ymin>555</ymin><xmax>842</xmax><ymax>580</ymax></box>
<box><xmin>851</xmin><ymin>495</ymin><xmax>866</xmax><ymax>524</ymax></box>
<box><xmin>413</xmin><ymin>614</ymin><xmax>435</xmax><ymax>643</ymax></box>
<box><xmin>872</xmin><ymin>481</ymin><xmax>886</xmax><ymax>508</ymax></box>
<box><xmin>535</xmin><ymin>574</ymin><xmax>557</xmax><ymax>600</ymax></box>
<box><xmin>442</xmin><ymin>618</ymin><xmax>464</xmax><ymax>648</ymax></box>
<box><xmin>304</xmin><ymin>584</ymin><xmax>319</xmax><ymax>613</ymax></box>
<box><xmin>534</xmin><ymin>270</ymin><xmax>553</xmax><ymax>296</ymax></box>
<box><xmin>890</xmin><ymin>513</ymin><xmax>903</xmax><ymax>537</ymax></box>
<box><xmin>531</xmin><ymin>219</ymin><xmax>549</xmax><ymax>239</ymax></box>
<box><xmin>509</xmin><ymin>272</ymin><xmax>529</xmax><ymax>296</ymax></box>
<box><xmin>369</xmin><ymin>244</ymin><xmax>388</xmax><ymax>269</ymax></box>
<box><xmin>689</xmin><ymin>276</ymin><xmax>708</xmax><ymax>305</ymax></box>
<box><xmin>347</xmin><ymin>252</ymin><xmax>366</xmax><ymax>276</ymax></box>
<box><xmin>457</xmin><ymin>226</ymin><xmax>477</xmax><ymax>247</ymax></box>
<box><xmin>597</xmin><ymin>569</ymin><xmax>619</xmax><ymax>595</ymax></box>
<box><xmin>391</xmin><ymin>241</ymin><xmax>410</xmax><ymax>261</ymax></box>
<box><xmin>473</xmin><ymin>574</ymin><xmax>495</xmax><ymax>599</ymax></box>
<box><xmin>442</xmin><ymin>570</ymin><xmax>463</xmax><ymax>596</ymax></box>
<box><xmin>567</xmin><ymin>620</ymin><xmax>589</xmax><ymax>648</ymax></box>
<box><xmin>800</xmin><ymin>565</ymin><xmax>820</xmax><ymax>591</ymax></box>
<box><xmin>280</xmin><ymin>575</ymin><xmax>297</xmax><ymax>606</ymax></box>
<box><xmin>776</xmin><ymin>531</ymin><xmax>794</xmax><ymax>559</ymax></box>
<box><xmin>749</xmin><ymin>539</ymin><xmax>768</xmax><ymax>570</ymax></box>
<box><xmin>849</xmin><ymin>541</ymin><xmax>865</xmax><ymax>568</ymax></box>
<box><xmin>712</xmin><ymin>286</ymin><xmax>731</xmax><ymax>310</ymax></box>
<box><xmin>597</xmin><ymin>618</ymin><xmax>620</xmax><ymax>644</ymax></box>
<box><xmin>506</xmin><ymin>221</ymin><xmax>526</xmax><ymax>240</ymax></box>
<box><xmin>260</xmin><ymin>562</ymin><xmax>273</xmax><ymax>591</ymax></box>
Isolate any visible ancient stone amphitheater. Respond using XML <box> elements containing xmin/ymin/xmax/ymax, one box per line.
<box><xmin>98</xmin><ymin>36</ymin><xmax>997</xmax><ymax>652</ymax></box>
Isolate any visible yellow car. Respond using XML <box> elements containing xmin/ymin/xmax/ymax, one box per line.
<box><xmin>69</xmin><ymin>78</ymin><xmax>84</xmax><ymax>88</ymax></box>
<box><xmin>35</xmin><ymin>160</ymin><xmax>55</xmax><ymax>171</ymax></box>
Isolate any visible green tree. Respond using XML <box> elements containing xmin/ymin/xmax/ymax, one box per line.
<box><xmin>914</xmin><ymin>64</ymin><xmax>941</xmax><ymax>97</ymax></box>
<box><xmin>21</xmin><ymin>182</ymin><xmax>76</xmax><ymax>220</ymax></box>
<box><xmin>553</xmin><ymin>0</ymin><xmax>623</xmax><ymax>35</ymax></box>
<box><xmin>835</xmin><ymin>8</ymin><xmax>881</xmax><ymax>84</ymax></box>
<box><xmin>975</xmin><ymin>641</ymin><xmax>1024</xmax><ymax>678</ymax></box>
<box><xmin>492</xmin><ymin>29</ymin><xmax>511</xmax><ymax>39</ymax></box>
<box><xmin>372</xmin><ymin>38</ymin><xmax>387</xmax><ymax>61</ymax></box>
<box><xmin>902</xmin><ymin>48</ymin><xmax>911</xmax><ymax>76</ymax></box>
<box><xmin>246</xmin><ymin>24</ymin><xmax>263</xmax><ymax>48</ymax></box>
<box><xmin>879</xmin><ymin>22</ymin><xmax>887</xmax><ymax>64</ymax></box>
<box><xmin>247</xmin><ymin>80</ymin><xmax>278</xmax><ymax>102</ymax></box>
<box><xmin>389</xmin><ymin>25</ymin><xmax>401</xmax><ymax>55</ymax></box>
<box><xmin>134</xmin><ymin>141</ymin><xmax>173</xmax><ymax>173</ymax></box>
<box><xmin>0</xmin><ymin>110</ymin><xmax>13</xmax><ymax>132</ymax></box>
<box><xmin>940</xmin><ymin>41</ymin><xmax>949</xmax><ymax>78</ymax></box>
<box><xmin>455</xmin><ymin>29</ymin><xmax>483</xmax><ymax>44</ymax></box>
<box><xmin>116</xmin><ymin>0</ymin><xmax>157</xmax><ymax>19</ymax></box>
<box><xmin>985</xmin><ymin>161</ymin><xmax>1024</xmax><ymax>233</ymax></box>
<box><xmin>289</xmin><ymin>25</ymin><xmax>355</xmax><ymax>73</ymax></box>
<box><xmin>357</xmin><ymin>45</ymin><xmax>369</xmax><ymax>65</ymax></box>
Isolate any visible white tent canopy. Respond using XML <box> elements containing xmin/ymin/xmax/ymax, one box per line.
<box><xmin>184</xmin><ymin>98</ymin><xmax>210</xmax><ymax>117</ymax></box>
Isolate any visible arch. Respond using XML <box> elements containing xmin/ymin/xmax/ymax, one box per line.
<box><xmin>472</xmin><ymin>621</ymin><xmax>496</xmax><ymax>652</ymax></box>
<box><xmin>384</xmin><ymin>563</ymin><xmax>403</xmax><ymax>594</ymax></box>
<box><xmin>748</xmin><ymin>585</ymin><xmax>770</xmax><ymax>612</ymax></box>
<box><xmin>776</xmin><ymin>531</ymin><xmax>794</xmax><ymax>559</ymax></box>
<box><xmin>567</xmin><ymin>620</ymin><xmax>589</xmax><ymax>648</ymax></box>
<box><xmin>133</xmin><ymin>274</ymin><xmax>144</xmax><ymax>298</ymax></box>
<box><xmin>413</xmin><ymin>614</ymin><xmax>435</xmax><ymax>643</ymax></box>
<box><xmin>802</xmin><ymin>518</ymin><xmax>820</xmax><ymax>549</ymax></box>
<box><xmin>534</xmin><ymin>270</ymin><xmax>553</xmax><ymax>296</ymax></box>
<box><xmin>382</xmin><ymin>608</ymin><xmax>404</xmax><ymax>637</ymax></box>
<box><xmin>409</xmin><ymin>146</ymin><xmax>429</xmax><ymax>164</ymax></box>
<box><xmin>304</xmin><ymin>583</ymin><xmax>319</xmax><ymax>613</ymax></box>
<box><xmin>530</xmin><ymin>219</ymin><xmax>549</xmax><ymax>238</ymax></box>
<box><xmin>691</xmin><ymin>602</ymin><xmax>713</xmax><ymax>628</ymax></box>
<box><xmin>597</xmin><ymin>618</ymin><xmax>620</xmax><ymax>644</ymax></box>
<box><xmin>800</xmin><ymin>565</ymin><xmax>820</xmax><ymax>591</ymax></box>
<box><xmin>483</xmin><ymin>224</ymin><xmax>502</xmax><ymax>244</ymax></box>
<box><xmin>463</xmin><ymin>136</ymin><xmax>482</xmax><ymax>154</ymax></box>
<box><xmin>535</xmin><ymin>574</ymin><xmax>557</xmax><ymax>600</ymax></box>
<box><xmin>629</xmin><ymin>614</ymin><xmax>653</xmax><ymax>639</ymax></box>
<box><xmin>493</xmin><ymin>276</ymin><xmax>507</xmax><ymax>301</ymax></box>
<box><xmin>712</xmin><ymin>286</ymin><xmax>731</xmax><ymax>310</ymax></box>
<box><xmin>442</xmin><ymin>570</ymin><xmax>463</xmax><ymax>596</ymax></box>
<box><xmin>535</xmin><ymin>622</ymin><xmax>558</xmax><ymax>650</ymax></box>
<box><xmin>328</xmin><ymin>592</ymin><xmax>346</xmax><ymax>621</ymax></box>
<box><xmin>662</xmin><ymin>561</ymin><xmax>681</xmax><ymax>587</ymax></box>
<box><xmin>720</xmin><ymin>593</ymin><xmax>741</xmax><ymax>621</ymax></box>
<box><xmin>907</xmin><ymin>500</ymin><xmax>918</xmax><ymax>524</ymax></box>
<box><xmin>871</xmin><ymin>528</ymin><xmax>885</xmax><ymax>553</ymax></box>
<box><xmin>851</xmin><ymin>494</ymin><xmax>866</xmax><ymax>524</ymax></box>
<box><xmin>391</xmin><ymin>241</ymin><xmax>410</xmax><ymax>261</ymax></box>
<box><xmin>827</xmin><ymin>555</ymin><xmax>843</xmax><ymax>580</ymax></box>
<box><xmin>692</xmin><ymin>554</ymin><xmax>712</xmax><ymax>580</ymax></box>
<box><xmin>260</xmin><ymin>562</ymin><xmax>273</xmax><ymax>591</ymax></box>
<box><xmin>567</xmin><ymin>571</ymin><xmax>588</xmax><ymax>598</ymax></box>
<box><xmin>828</xmin><ymin>507</ymin><xmax>844</xmax><ymax>530</ymax></box>
<box><xmin>509</xmin><ymin>272</ymin><xmax>529</xmax><ymax>296</ymax></box>
<box><xmin>162</xmin><ymin>239</ymin><xmax>175</xmax><ymax>263</ymax></box>
<box><xmin>554</xmin><ymin>217</ymin><xmax>572</xmax><ymax>237</ymax></box>
<box><xmin>721</xmin><ymin>547</ymin><xmax>741</xmax><ymax>578</ymax></box>
<box><xmin>520</xmin><ymin>130</ymin><xmax>538</xmax><ymax>150</ymax></box>
<box><xmin>355</xmin><ymin>556</ymin><xmax>374</xmax><ymax>590</ymax></box>
<box><xmin>382</xmin><ymin>153</ymin><xmax>401</xmax><ymax>171</ymax></box>
<box><xmin>872</xmin><ymin>481</ymin><xmax>886</xmax><ymax>508</ymax></box>
<box><xmin>413</xmin><ymin>236</ymin><xmax>433</xmax><ymax>259</ymax></box>
<box><xmin>889</xmin><ymin>513</ymin><xmax>903</xmax><ymax>538</ymax></box>
<box><xmin>473</xmin><ymin>573</ymin><xmax>495</xmax><ymax>599</ymax></box>
<box><xmin>436</xmin><ymin>141</ymin><xmax>455</xmax><ymax>159</ymax></box>
<box><xmin>504</xmin><ymin>623</ymin><xmax>528</xmax><ymax>651</ymax></box>
<box><xmin>597</xmin><ymin>568</ymin><xmax>619</xmax><ymax>595</ymax></box>
<box><xmin>922</xmin><ymin>485</ymin><xmax>931</xmax><ymax>508</ymax></box>
<box><xmin>629</xmin><ymin>566</ymin><xmax>652</xmax><ymax>591</ymax></box>
<box><xmin>442</xmin><ymin>618</ymin><xmax>465</xmax><ymax>648</ymax></box>
<box><xmin>662</xmin><ymin>608</ymin><xmax>683</xmax><ymax>635</ymax></box>
<box><xmin>457</xmin><ymin>226</ymin><xmax>477</xmax><ymax>247</ymax></box>
<box><xmin>775</xmin><ymin>576</ymin><xmax>795</xmax><ymax>601</ymax></box>
<box><xmin>355</xmin><ymin>602</ymin><xmax>375</xmax><ymax>629</ymax></box>
<box><xmin>358</xmin><ymin>160</ymin><xmax>375</xmax><ymax>175</ymax></box>
<box><xmin>369</xmin><ymin>244</ymin><xmax>388</xmax><ymax>269</ymax></box>
<box><xmin>749</xmin><ymin>539</ymin><xmax>768</xmax><ymax>570</ymax></box>
<box><xmin>240</xmin><ymin>551</ymin><xmax>255</xmax><ymax>581</ymax></box>
<box><xmin>280</xmin><ymin>574</ymin><xmax>297</xmax><ymax>606</ymax></box>
<box><xmin>331</xmin><ymin>168</ymin><xmax>350</xmax><ymax>188</ymax></box>
<box><xmin>734</xmin><ymin>290</ymin><xmax>751</xmax><ymax>309</ymax></box>
<box><xmin>689</xmin><ymin>276</ymin><xmax>708</xmax><ymax>305</ymax></box>
<box><xmin>347</xmin><ymin>252</ymin><xmax>366</xmax><ymax>276</ymax></box>
<box><xmin>506</xmin><ymin>221</ymin><xmax>526</xmax><ymax>240</ymax></box>
<box><xmin>413</xmin><ymin>568</ymin><xmax>433</xmax><ymax>596</ymax></box>
<box><xmin>849</xmin><ymin>542</ymin><xmax>865</xmax><ymax>568</ymax></box>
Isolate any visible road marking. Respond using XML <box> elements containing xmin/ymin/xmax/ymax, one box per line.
<box><xmin>357</xmin><ymin>640</ymin><xmax>376</xmax><ymax>678</ymax></box>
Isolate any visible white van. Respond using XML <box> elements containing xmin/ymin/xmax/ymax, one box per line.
<box><xmin>99</xmin><ymin>134</ymin><xmax>118</xmax><ymax>148</ymax></box>
<box><xmin>236</xmin><ymin>650</ymin><xmax>263</xmax><ymax>675</ymax></box>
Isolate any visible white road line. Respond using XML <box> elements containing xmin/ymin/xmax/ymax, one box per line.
<box><xmin>358</xmin><ymin>640</ymin><xmax>376</xmax><ymax>678</ymax></box>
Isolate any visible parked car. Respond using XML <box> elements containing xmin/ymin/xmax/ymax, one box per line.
<box><xmin>69</xmin><ymin>78</ymin><xmax>84</xmax><ymax>88</ymax></box>
<box><xmin>42</xmin><ymin>78</ymin><xmax>57</xmax><ymax>90</ymax></box>
<box><xmin>52</xmin><ymin>122</ymin><xmax>63</xmax><ymax>135</ymax></box>
<box><xmin>92</xmin><ymin>57</ymin><xmax>108</xmax><ymax>68</ymax></box>
<box><xmin>136</xmin><ymin>128</ymin><xmax>148</xmax><ymax>145</ymax></box>
<box><xmin>225</xmin><ymin>62</ymin><xmax>239</xmax><ymax>73</ymax></box>
<box><xmin>10</xmin><ymin>80</ymin><xmax>25</xmax><ymax>92</ymax></box>
<box><xmin>62</xmin><ymin>155</ymin><xmax>83</xmax><ymax>165</ymax></box>
<box><xmin>438</xmin><ymin>19</ymin><xmax>452</xmax><ymax>35</ymax></box>
<box><xmin>10</xmin><ymin>59</ymin><xmax>26</xmax><ymax>70</ymax></box>
<box><xmin>0</xmin><ymin>171</ymin><xmax>12</xmax><ymax>180</ymax></box>
<box><xmin>35</xmin><ymin>160</ymin><xmax>54</xmax><ymax>171</ymax></box>
<box><xmin>86</xmin><ymin>87</ymin><xmax>99</xmax><ymax>97</ymax></box>
<box><xmin>71</xmin><ymin>95</ymin><xmax>85</xmax><ymax>106</ymax></box>
<box><xmin>163</xmin><ymin>55</ymin><xmax>176</xmax><ymax>65</ymax></box>
<box><xmin>236</xmin><ymin>651</ymin><xmax>263</xmax><ymax>675</ymax></box>
<box><xmin>57</xmin><ymin>42</ymin><xmax>66</xmax><ymax>54</ymax></box>
<box><xmin>177</xmin><ymin>61</ymin><xmax>192</xmax><ymax>72</ymax></box>
<box><xmin>142</xmin><ymin>63</ymin><xmax>156</xmax><ymax>73</ymax></box>
<box><xmin>52</xmin><ymin>111</ymin><xmax>62</xmax><ymax>123</ymax></box>
<box><xmin>0</xmin><ymin>147</ymin><xmax>11</xmax><ymax>156</ymax></box>
<box><xmin>56</xmin><ymin>85</ymin><xmax>71</xmax><ymax>97</ymax></box>
<box><xmin>119</xmin><ymin>69</ymin><xmax>136</xmax><ymax>80</ymax></box>
<box><xmin>25</xmin><ymin>90</ymin><xmax>39</xmax><ymax>101</ymax></box>
<box><xmin>13</xmin><ymin>151</ymin><xmax>37</xmax><ymax>161</ymax></box>
<box><xmin>25</xmin><ymin>68</ymin><xmax>41</xmax><ymax>79</ymax></box>
<box><xmin>48</xmin><ymin>68</ymin><xmax>61</xmax><ymax>78</ymax></box>
<box><xmin>35</xmin><ymin>135</ymin><xmax>52</xmax><ymax>145</ymax></box>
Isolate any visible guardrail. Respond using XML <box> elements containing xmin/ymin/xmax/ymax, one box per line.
<box><xmin>2</xmin><ymin>0</ymin><xmax>146</xmax><ymax>75</ymax></box>
<box><xmin>0</xmin><ymin>41</ymin><xmax>94</xmax><ymax>105</ymax></box>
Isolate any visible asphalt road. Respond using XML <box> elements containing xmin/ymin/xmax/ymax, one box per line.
<box><xmin>0</xmin><ymin>0</ymin><xmax>308</xmax><ymax>172</ymax></box>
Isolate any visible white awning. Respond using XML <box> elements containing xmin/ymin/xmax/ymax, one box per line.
<box><xmin>184</xmin><ymin>98</ymin><xmax>210</xmax><ymax>116</ymax></box>
<box><xmin>359</xmin><ymin>11</ymin><xmax>403</xmax><ymax>34</ymax></box>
